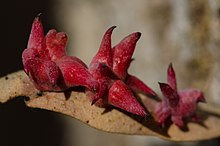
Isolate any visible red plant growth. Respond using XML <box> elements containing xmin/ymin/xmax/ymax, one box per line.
<box><xmin>22</xmin><ymin>15</ymin><xmax>206</xmax><ymax>128</ymax></box>
<box><xmin>22</xmin><ymin>15</ymin><xmax>99</xmax><ymax>92</ymax></box>
<box><xmin>87</xmin><ymin>26</ymin><xmax>157</xmax><ymax>116</ymax></box>
<box><xmin>22</xmin><ymin>15</ymin><xmax>156</xmax><ymax>117</ymax></box>
<box><xmin>155</xmin><ymin>64</ymin><xmax>206</xmax><ymax>128</ymax></box>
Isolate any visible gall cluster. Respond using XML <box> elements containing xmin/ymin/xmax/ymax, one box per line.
<box><xmin>22</xmin><ymin>15</ymin><xmax>205</xmax><ymax>128</ymax></box>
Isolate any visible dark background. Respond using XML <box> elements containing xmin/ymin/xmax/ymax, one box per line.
<box><xmin>2</xmin><ymin>0</ymin><xmax>54</xmax><ymax>76</ymax></box>
<box><xmin>1</xmin><ymin>1</ymin><xmax>220</xmax><ymax>146</ymax></box>
<box><xmin>0</xmin><ymin>1</ymin><xmax>65</xmax><ymax>146</ymax></box>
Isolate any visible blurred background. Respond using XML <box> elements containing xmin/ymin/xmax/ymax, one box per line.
<box><xmin>1</xmin><ymin>0</ymin><xmax>220</xmax><ymax>145</ymax></box>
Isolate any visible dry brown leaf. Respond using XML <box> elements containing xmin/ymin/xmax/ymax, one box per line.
<box><xmin>1</xmin><ymin>71</ymin><xmax>220</xmax><ymax>141</ymax></box>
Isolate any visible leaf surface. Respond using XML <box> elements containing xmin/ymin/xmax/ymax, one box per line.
<box><xmin>0</xmin><ymin>71</ymin><xmax>220</xmax><ymax>141</ymax></box>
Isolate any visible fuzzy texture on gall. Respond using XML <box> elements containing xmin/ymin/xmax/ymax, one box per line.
<box><xmin>22</xmin><ymin>16</ymin><xmax>156</xmax><ymax>117</ymax></box>
<box><xmin>88</xmin><ymin>26</ymin><xmax>157</xmax><ymax>116</ymax></box>
<box><xmin>155</xmin><ymin>63</ymin><xmax>206</xmax><ymax>128</ymax></box>
<box><xmin>22</xmin><ymin>15</ymin><xmax>99</xmax><ymax>92</ymax></box>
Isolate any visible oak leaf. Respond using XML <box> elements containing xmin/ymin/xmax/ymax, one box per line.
<box><xmin>0</xmin><ymin>71</ymin><xmax>220</xmax><ymax>141</ymax></box>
